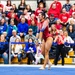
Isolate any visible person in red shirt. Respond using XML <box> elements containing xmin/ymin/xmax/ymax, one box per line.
<box><xmin>55</xmin><ymin>19</ymin><xmax>62</xmax><ymax>30</ymax></box>
<box><xmin>35</xmin><ymin>2</ymin><xmax>46</xmax><ymax>17</ymax></box>
<box><xmin>38</xmin><ymin>12</ymin><xmax>53</xmax><ymax>70</ymax></box>
<box><xmin>54</xmin><ymin>30</ymin><xmax>65</xmax><ymax>65</ymax></box>
<box><xmin>69</xmin><ymin>4</ymin><xmax>75</xmax><ymax>17</ymax></box>
<box><xmin>49</xmin><ymin>0</ymin><xmax>62</xmax><ymax>13</ymax></box>
<box><xmin>59</xmin><ymin>8</ymin><xmax>70</xmax><ymax>28</ymax></box>
<box><xmin>48</xmin><ymin>3</ymin><xmax>60</xmax><ymax>18</ymax></box>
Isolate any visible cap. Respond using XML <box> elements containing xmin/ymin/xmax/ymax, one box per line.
<box><xmin>50</xmin><ymin>14</ymin><xmax>54</xmax><ymax>17</ymax></box>
<box><xmin>28</xmin><ymin>28</ymin><xmax>33</xmax><ymax>32</ymax></box>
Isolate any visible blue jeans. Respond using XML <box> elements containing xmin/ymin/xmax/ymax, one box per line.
<box><xmin>11</xmin><ymin>53</ymin><xmax>22</xmax><ymax>62</ymax></box>
<box><xmin>0</xmin><ymin>53</ymin><xmax>9</xmax><ymax>64</ymax></box>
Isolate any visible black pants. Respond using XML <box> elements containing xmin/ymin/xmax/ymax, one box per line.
<box><xmin>26</xmin><ymin>53</ymin><xmax>35</xmax><ymax>64</ymax></box>
<box><xmin>54</xmin><ymin>44</ymin><xmax>65</xmax><ymax>65</ymax></box>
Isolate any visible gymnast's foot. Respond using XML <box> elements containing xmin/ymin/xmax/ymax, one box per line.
<box><xmin>48</xmin><ymin>62</ymin><xmax>52</xmax><ymax>70</ymax></box>
<box><xmin>39</xmin><ymin>66</ymin><xmax>45</xmax><ymax>70</ymax></box>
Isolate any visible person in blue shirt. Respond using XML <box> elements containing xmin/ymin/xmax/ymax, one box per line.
<box><xmin>63</xmin><ymin>0</ymin><xmax>72</xmax><ymax>12</ymax></box>
<box><xmin>0</xmin><ymin>18</ymin><xmax>7</xmax><ymax>35</ymax></box>
<box><xmin>7</xmin><ymin>20</ymin><xmax>17</xmax><ymax>39</ymax></box>
<box><xmin>17</xmin><ymin>17</ymin><xmax>29</xmax><ymax>38</ymax></box>
<box><xmin>24</xmin><ymin>38</ymin><xmax>36</xmax><ymax>64</ymax></box>
<box><xmin>0</xmin><ymin>34</ymin><xmax>9</xmax><ymax>64</ymax></box>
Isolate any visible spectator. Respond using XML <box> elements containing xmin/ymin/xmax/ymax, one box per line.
<box><xmin>35</xmin><ymin>41</ymin><xmax>44</xmax><ymax>64</ymax></box>
<box><xmin>55</xmin><ymin>19</ymin><xmax>62</xmax><ymax>30</ymax></box>
<box><xmin>26</xmin><ymin>4</ymin><xmax>33</xmax><ymax>15</ymax></box>
<box><xmin>7</xmin><ymin>8</ymin><xmax>19</xmax><ymax>23</ymax></box>
<box><xmin>24</xmin><ymin>28</ymin><xmax>36</xmax><ymax>42</ymax></box>
<box><xmin>7</xmin><ymin>20</ymin><xmax>17</xmax><ymax>39</ymax></box>
<box><xmin>48</xmin><ymin>3</ymin><xmax>60</xmax><ymax>18</ymax></box>
<box><xmin>18</xmin><ymin>0</ymin><xmax>26</xmax><ymax>12</ymax></box>
<box><xmin>68</xmin><ymin>12</ymin><xmax>75</xmax><ymax>24</ymax></box>
<box><xmin>29</xmin><ymin>20</ymin><xmax>38</xmax><ymax>36</ymax></box>
<box><xmin>64</xmin><ymin>30</ymin><xmax>74</xmax><ymax>58</ymax></box>
<box><xmin>10</xmin><ymin>30</ymin><xmax>21</xmax><ymax>42</ymax></box>
<box><xmin>69</xmin><ymin>4</ymin><xmax>75</xmax><ymax>17</ymax></box>
<box><xmin>8</xmin><ymin>13</ymin><xmax>19</xmax><ymax>25</ymax></box>
<box><xmin>54</xmin><ymin>30</ymin><xmax>65</xmax><ymax>66</ymax></box>
<box><xmin>11</xmin><ymin>38</ymin><xmax>22</xmax><ymax>63</ymax></box>
<box><xmin>17</xmin><ymin>17</ymin><xmax>29</xmax><ymax>38</ymax></box>
<box><xmin>37</xmin><ymin>0</ymin><xmax>46</xmax><ymax>8</ymax></box>
<box><xmin>63</xmin><ymin>0</ymin><xmax>72</xmax><ymax>12</ymax></box>
<box><xmin>59</xmin><ymin>8</ymin><xmax>70</xmax><ymax>30</ymax></box>
<box><xmin>67</xmin><ymin>25</ymin><xmax>75</xmax><ymax>40</ymax></box>
<box><xmin>49</xmin><ymin>14</ymin><xmax>57</xmax><ymax>27</ymax></box>
<box><xmin>0</xmin><ymin>18</ymin><xmax>7</xmax><ymax>35</ymax></box>
<box><xmin>49</xmin><ymin>0</ymin><xmax>62</xmax><ymax>13</ymax></box>
<box><xmin>24</xmin><ymin>38</ymin><xmax>36</xmax><ymax>64</ymax></box>
<box><xmin>50</xmin><ymin>24</ymin><xmax>59</xmax><ymax>40</ymax></box>
<box><xmin>12</xmin><ymin>4</ymin><xmax>18</xmax><ymax>13</ymax></box>
<box><xmin>67</xmin><ymin>19</ymin><xmax>75</xmax><ymax>31</ymax></box>
<box><xmin>4</xmin><ymin>0</ymin><xmax>12</xmax><ymax>13</ymax></box>
<box><xmin>29</xmin><ymin>13</ymin><xmax>37</xmax><ymax>26</ymax></box>
<box><xmin>0</xmin><ymin>34</ymin><xmax>9</xmax><ymax>64</ymax></box>
<box><xmin>35</xmin><ymin>2</ymin><xmax>46</xmax><ymax>17</ymax></box>
<box><xmin>20</xmin><ymin>8</ymin><xmax>31</xmax><ymax>25</ymax></box>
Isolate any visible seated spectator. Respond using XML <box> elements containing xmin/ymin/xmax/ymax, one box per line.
<box><xmin>29</xmin><ymin>20</ymin><xmax>38</xmax><ymax>36</ymax></box>
<box><xmin>26</xmin><ymin>4</ymin><xmax>33</xmax><ymax>15</ymax></box>
<box><xmin>10</xmin><ymin>30</ymin><xmax>21</xmax><ymax>42</ymax></box>
<box><xmin>24</xmin><ymin>28</ymin><xmax>36</xmax><ymax>42</ymax></box>
<box><xmin>67</xmin><ymin>19</ymin><xmax>75</xmax><ymax>31</ymax></box>
<box><xmin>8</xmin><ymin>13</ymin><xmax>19</xmax><ymax>25</ymax></box>
<box><xmin>37</xmin><ymin>0</ymin><xmax>46</xmax><ymax>8</ymax></box>
<box><xmin>11</xmin><ymin>38</ymin><xmax>22</xmax><ymax>63</ymax></box>
<box><xmin>55</xmin><ymin>19</ymin><xmax>62</xmax><ymax>30</ymax></box>
<box><xmin>24</xmin><ymin>38</ymin><xmax>36</xmax><ymax>64</ymax></box>
<box><xmin>63</xmin><ymin>0</ymin><xmax>72</xmax><ymax>12</ymax></box>
<box><xmin>7</xmin><ymin>8</ymin><xmax>19</xmax><ymax>24</ymax></box>
<box><xmin>69</xmin><ymin>4</ymin><xmax>75</xmax><ymax>17</ymax></box>
<box><xmin>35</xmin><ymin>2</ymin><xmax>46</xmax><ymax>17</ymax></box>
<box><xmin>3</xmin><ymin>32</ymin><xmax>9</xmax><ymax>42</ymax></box>
<box><xmin>49</xmin><ymin>0</ymin><xmax>62</xmax><ymax>13</ymax></box>
<box><xmin>67</xmin><ymin>25</ymin><xmax>75</xmax><ymax>40</ymax></box>
<box><xmin>49</xmin><ymin>14</ymin><xmax>58</xmax><ymax>27</ymax></box>
<box><xmin>48</xmin><ymin>3</ymin><xmax>60</xmax><ymax>18</ymax></box>
<box><xmin>64</xmin><ymin>30</ymin><xmax>74</xmax><ymax>58</ymax></box>
<box><xmin>0</xmin><ymin>18</ymin><xmax>7</xmax><ymax>35</ymax></box>
<box><xmin>59</xmin><ymin>8</ymin><xmax>70</xmax><ymax>30</ymax></box>
<box><xmin>68</xmin><ymin>12</ymin><xmax>75</xmax><ymax>24</ymax></box>
<box><xmin>17</xmin><ymin>17</ymin><xmax>29</xmax><ymax>38</ymax></box>
<box><xmin>0</xmin><ymin>34</ymin><xmax>9</xmax><ymax>64</ymax></box>
<box><xmin>20</xmin><ymin>8</ymin><xmax>31</xmax><ymax>25</ymax></box>
<box><xmin>35</xmin><ymin>41</ymin><xmax>44</xmax><ymax>64</ymax></box>
<box><xmin>4</xmin><ymin>0</ymin><xmax>12</xmax><ymax>13</ymax></box>
<box><xmin>50</xmin><ymin>24</ymin><xmax>59</xmax><ymax>40</ymax></box>
<box><xmin>18</xmin><ymin>0</ymin><xmax>26</xmax><ymax>12</ymax></box>
<box><xmin>29</xmin><ymin>13</ymin><xmax>37</xmax><ymax>26</ymax></box>
<box><xmin>12</xmin><ymin>4</ymin><xmax>18</xmax><ymax>14</ymax></box>
<box><xmin>1</xmin><ymin>12</ymin><xmax>9</xmax><ymax>24</ymax></box>
<box><xmin>7</xmin><ymin>20</ymin><xmax>17</xmax><ymax>39</ymax></box>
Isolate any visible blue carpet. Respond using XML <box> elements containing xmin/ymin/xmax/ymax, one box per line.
<box><xmin>0</xmin><ymin>67</ymin><xmax>75</xmax><ymax>75</ymax></box>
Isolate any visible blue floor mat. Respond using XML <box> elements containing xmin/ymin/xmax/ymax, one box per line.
<box><xmin>0</xmin><ymin>67</ymin><xmax>75</xmax><ymax>75</ymax></box>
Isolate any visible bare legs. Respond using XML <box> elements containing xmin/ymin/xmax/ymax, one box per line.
<box><xmin>39</xmin><ymin>37</ymin><xmax>53</xmax><ymax>70</ymax></box>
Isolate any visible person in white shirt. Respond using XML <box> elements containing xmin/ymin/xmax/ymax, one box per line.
<box><xmin>64</xmin><ymin>30</ymin><xmax>74</xmax><ymax>58</ymax></box>
<box><xmin>11</xmin><ymin>38</ymin><xmax>22</xmax><ymax>63</ymax></box>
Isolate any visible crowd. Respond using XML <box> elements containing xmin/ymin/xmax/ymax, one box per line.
<box><xmin>0</xmin><ymin>0</ymin><xmax>75</xmax><ymax>65</ymax></box>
